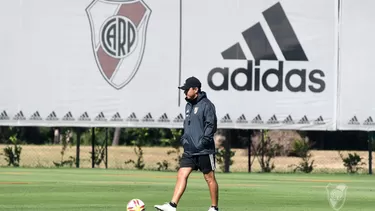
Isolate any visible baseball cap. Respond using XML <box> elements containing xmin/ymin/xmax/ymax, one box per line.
<box><xmin>178</xmin><ymin>76</ymin><xmax>201</xmax><ymax>90</ymax></box>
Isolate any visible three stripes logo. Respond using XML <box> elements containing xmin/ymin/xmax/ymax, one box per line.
<box><xmin>348</xmin><ymin>116</ymin><xmax>360</xmax><ymax>125</ymax></box>
<box><xmin>78</xmin><ymin>112</ymin><xmax>91</xmax><ymax>121</ymax></box>
<box><xmin>0</xmin><ymin>110</ymin><xmax>9</xmax><ymax>120</ymax></box>
<box><xmin>207</xmin><ymin>2</ymin><xmax>325</xmax><ymax>93</ymax></box>
<box><xmin>62</xmin><ymin>112</ymin><xmax>75</xmax><ymax>121</ymax></box>
<box><xmin>142</xmin><ymin>112</ymin><xmax>154</xmax><ymax>122</ymax></box>
<box><xmin>220</xmin><ymin>113</ymin><xmax>232</xmax><ymax>123</ymax></box>
<box><xmin>298</xmin><ymin>115</ymin><xmax>309</xmax><ymax>124</ymax></box>
<box><xmin>236</xmin><ymin>114</ymin><xmax>248</xmax><ymax>124</ymax></box>
<box><xmin>173</xmin><ymin>113</ymin><xmax>184</xmax><ymax>123</ymax></box>
<box><xmin>158</xmin><ymin>113</ymin><xmax>170</xmax><ymax>123</ymax></box>
<box><xmin>267</xmin><ymin>114</ymin><xmax>279</xmax><ymax>124</ymax></box>
<box><xmin>13</xmin><ymin>111</ymin><xmax>26</xmax><ymax>120</ymax></box>
<box><xmin>127</xmin><ymin>112</ymin><xmax>139</xmax><ymax>122</ymax></box>
<box><xmin>30</xmin><ymin>111</ymin><xmax>42</xmax><ymax>121</ymax></box>
<box><xmin>46</xmin><ymin>111</ymin><xmax>58</xmax><ymax>121</ymax></box>
<box><xmin>363</xmin><ymin>116</ymin><xmax>375</xmax><ymax>125</ymax></box>
<box><xmin>94</xmin><ymin>112</ymin><xmax>107</xmax><ymax>121</ymax></box>
<box><xmin>111</xmin><ymin>112</ymin><xmax>123</xmax><ymax>121</ymax></box>
<box><xmin>283</xmin><ymin>115</ymin><xmax>294</xmax><ymax>124</ymax></box>
<box><xmin>252</xmin><ymin>114</ymin><xmax>263</xmax><ymax>124</ymax></box>
<box><xmin>314</xmin><ymin>116</ymin><xmax>324</xmax><ymax>125</ymax></box>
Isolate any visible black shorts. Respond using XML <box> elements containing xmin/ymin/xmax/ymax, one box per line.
<box><xmin>179</xmin><ymin>153</ymin><xmax>216</xmax><ymax>174</ymax></box>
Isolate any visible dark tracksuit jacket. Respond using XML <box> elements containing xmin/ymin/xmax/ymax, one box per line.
<box><xmin>181</xmin><ymin>91</ymin><xmax>217</xmax><ymax>156</ymax></box>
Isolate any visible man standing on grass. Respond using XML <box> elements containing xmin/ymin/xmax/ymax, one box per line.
<box><xmin>154</xmin><ymin>76</ymin><xmax>219</xmax><ymax>211</ymax></box>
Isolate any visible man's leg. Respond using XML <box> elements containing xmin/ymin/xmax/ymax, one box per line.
<box><xmin>204</xmin><ymin>171</ymin><xmax>219</xmax><ymax>208</ymax></box>
<box><xmin>171</xmin><ymin>167</ymin><xmax>193</xmax><ymax>205</ymax></box>
<box><xmin>199</xmin><ymin>154</ymin><xmax>219</xmax><ymax>210</ymax></box>
<box><xmin>154</xmin><ymin>154</ymin><xmax>196</xmax><ymax>210</ymax></box>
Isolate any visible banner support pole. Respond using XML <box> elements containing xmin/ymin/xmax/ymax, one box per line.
<box><xmin>368</xmin><ymin>132</ymin><xmax>373</xmax><ymax>175</ymax></box>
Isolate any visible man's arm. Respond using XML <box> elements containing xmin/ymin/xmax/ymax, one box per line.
<box><xmin>201</xmin><ymin>102</ymin><xmax>217</xmax><ymax>145</ymax></box>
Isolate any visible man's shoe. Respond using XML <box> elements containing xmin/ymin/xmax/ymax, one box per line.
<box><xmin>154</xmin><ymin>202</ymin><xmax>177</xmax><ymax>211</ymax></box>
<box><xmin>208</xmin><ymin>206</ymin><xmax>219</xmax><ymax>211</ymax></box>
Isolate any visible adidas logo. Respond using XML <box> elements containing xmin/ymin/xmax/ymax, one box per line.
<box><xmin>30</xmin><ymin>111</ymin><xmax>42</xmax><ymax>120</ymax></box>
<box><xmin>363</xmin><ymin>116</ymin><xmax>375</xmax><ymax>125</ymax></box>
<box><xmin>62</xmin><ymin>111</ymin><xmax>75</xmax><ymax>121</ymax></box>
<box><xmin>314</xmin><ymin>116</ymin><xmax>325</xmax><ymax>125</ymax></box>
<box><xmin>251</xmin><ymin>114</ymin><xmax>263</xmax><ymax>124</ymax></box>
<box><xmin>207</xmin><ymin>2</ymin><xmax>325</xmax><ymax>93</ymax></box>
<box><xmin>142</xmin><ymin>112</ymin><xmax>154</xmax><ymax>122</ymax></box>
<box><xmin>173</xmin><ymin>113</ymin><xmax>184</xmax><ymax>123</ymax></box>
<box><xmin>220</xmin><ymin>113</ymin><xmax>232</xmax><ymax>123</ymax></box>
<box><xmin>46</xmin><ymin>111</ymin><xmax>58</xmax><ymax>121</ymax></box>
<box><xmin>283</xmin><ymin>115</ymin><xmax>294</xmax><ymax>124</ymax></box>
<box><xmin>348</xmin><ymin>116</ymin><xmax>360</xmax><ymax>125</ymax></box>
<box><xmin>298</xmin><ymin>115</ymin><xmax>309</xmax><ymax>124</ymax></box>
<box><xmin>236</xmin><ymin>114</ymin><xmax>248</xmax><ymax>123</ymax></box>
<box><xmin>110</xmin><ymin>112</ymin><xmax>123</xmax><ymax>121</ymax></box>
<box><xmin>127</xmin><ymin>112</ymin><xmax>139</xmax><ymax>122</ymax></box>
<box><xmin>94</xmin><ymin>112</ymin><xmax>107</xmax><ymax>121</ymax></box>
<box><xmin>158</xmin><ymin>113</ymin><xmax>170</xmax><ymax>122</ymax></box>
<box><xmin>267</xmin><ymin>114</ymin><xmax>279</xmax><ymax>124</ymax></box>
<box><xmin>13</xmin><ymin>111</ymin><xmax>26</xmax><ymax>120</ymax></box>
<box><xmin>78</xmin><ymin>112</ymin><xmax>91</xmax><ymax>121</ymax></box>
<box><xmin>0</xmin><ymin>110</ymin><xmax>9</xmax><ymax>120</ymax></box>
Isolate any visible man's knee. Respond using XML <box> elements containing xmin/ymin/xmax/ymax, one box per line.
<box><xmin>203</xmin><ymin>171</ymin><xmax>216</xmax><ymax>183</ymax></box>
<box><xmin>177</xmin><ymin>167</ymin><xmax>193</xmax><ymax>180</ymax></box>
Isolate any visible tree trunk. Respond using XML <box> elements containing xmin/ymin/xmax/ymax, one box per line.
<box><xmin>53</xmin><ymin>128</ymin><xmax>60</xmax><ymax>144</ymax></box>
<box><xmin>112</xmin><ymin>127</ymin><xmax>121</xmax><ymax>146</ymax></box>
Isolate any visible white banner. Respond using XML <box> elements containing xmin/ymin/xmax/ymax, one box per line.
<box><xmin>0</xmin><ymin>0</ymin><xmax>182</xmax><ymax>128</ymax></box>
<box><xmin>0</xmin><ymin>0</ymin><xmax>339</xmax><ymax>130</ymax></box>
<box><xmin>181</xmin><ymin>0</ymin><xmax>338</xmax><ymax>130</ymax></box>
<box><xmin>337</xmin><ymin>0</ymin><xmax>375</xmax><ymax>131</ymax></box>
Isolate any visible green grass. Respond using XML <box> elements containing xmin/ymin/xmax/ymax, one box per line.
<box><xmin>0</xmin><ymin>168</ymin><xmax>374</xmax><ymax>210</ymax></box>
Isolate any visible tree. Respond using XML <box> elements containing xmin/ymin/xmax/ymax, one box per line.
<box><xmin>112</xmin><ymin>128</ymin><xmax>121</xmax><ymax>146</ymax></box>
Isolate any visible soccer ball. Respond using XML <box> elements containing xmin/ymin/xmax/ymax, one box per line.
<box><xmin>126</xmin><ymin>199</ymin><xmax>145</xmax><ymax>211</ymax></box>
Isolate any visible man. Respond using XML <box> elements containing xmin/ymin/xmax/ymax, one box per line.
<box><xmin>154</xmin><ymin>76</ymin><xmax>219</xmax><ymax>211</ymax></box>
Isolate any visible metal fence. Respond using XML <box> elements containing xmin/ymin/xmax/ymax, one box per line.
<box><xmin>0</xmin><ymin>143</ymin><xmax>373</xmax><ymax>174</ymax></box>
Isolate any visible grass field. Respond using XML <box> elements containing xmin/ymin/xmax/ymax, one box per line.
<box><xmin>0</xmin><ymin>167</ymin><xmax>374</xmax><ymax>210</ymax></box>
<box><xmin>0</xmin><ymin>145</ymin><xmax>373</xmax><ymax>173</ymax></box>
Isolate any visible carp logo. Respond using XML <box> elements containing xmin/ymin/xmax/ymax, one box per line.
<box><xmin>86</xmin><ymin>0</ymin><xmax>151</xmax><ymax>89</ymax></box>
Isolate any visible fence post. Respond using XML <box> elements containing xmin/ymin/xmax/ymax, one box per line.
<box><xmin>92</xmin><ymin>128</ymin><xmax>95</xmax><ymax>168</ymax></box>
<box><xmin>223</xmin><ymin>130</ymin><xmax>231</xmax><ymax>173</ymax></box>
<box><xmin>105</xmin><ymin>128</ymin><xmax>108</xmax><ymax>169</ymax></box>
<box><xmin>248</xmin><ymin>130</ymin><xmax>252</xmax><ymax>173</ymax></box>
<box><xmin>369</xmin><ymin>132</ymin><xmax>373</xmax><ymax>175</ymax></box>
<box><xmin>76</xmin><ymin>128</ymin><xmax>81</xmax><ymax>168</ymax></box>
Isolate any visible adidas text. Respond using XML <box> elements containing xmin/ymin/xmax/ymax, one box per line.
<box><xmin>208</xmin><ymin>60</ymin><xmax>325</xmax><ymax>93</ymax></box>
